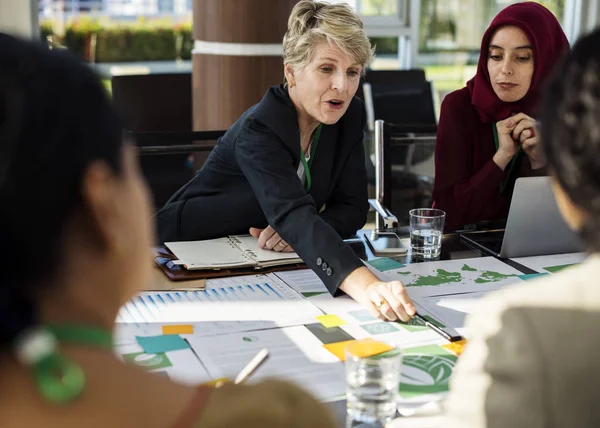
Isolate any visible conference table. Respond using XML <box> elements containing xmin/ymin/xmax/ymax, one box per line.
<box><xmin>144</xmin><ymin>226</ymin><xmax>536</xmax><ymax>428</ymax></box>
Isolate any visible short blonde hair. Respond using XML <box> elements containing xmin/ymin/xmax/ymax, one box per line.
<box><xmin>283</xmin><ymin>1</ymin><xmax>374</xmax><ymax>84</ymax></box>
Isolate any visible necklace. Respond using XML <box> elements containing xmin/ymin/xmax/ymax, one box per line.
<box><xmin>16</xmin><ymin>323</ymin><xmax>113</xmax><ymax>404</ymax></box>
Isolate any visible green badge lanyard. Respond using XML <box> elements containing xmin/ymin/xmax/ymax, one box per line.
<box><xmin>15</xmin><ymin>324</ymin><xmax>113</xmax><ymax>404</ymax></box>
<box><xmin>492</xmin><ymin>123</ymin><xmax>521</xmax><ymax>194</ymax></box>
<box><xmin>300</xmin><ymin>124</ymin><xmax>323</xmax><ymax>192</ymax></box>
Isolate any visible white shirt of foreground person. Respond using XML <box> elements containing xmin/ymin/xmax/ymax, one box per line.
<box><xmin>443</xmin><ymin>255</ymin><xmax>600</xmax><ymax>428</ymax></box>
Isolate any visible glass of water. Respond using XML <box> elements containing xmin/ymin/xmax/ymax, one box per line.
<box><xmin>345</xmin><ymin>342</ymin><xmax>402</xmax><ymax>426</ymax></box>
<box><xmin>409</xmin><ymin>208</ymin><xmax>445</xmax><ymax>259</ymax></box>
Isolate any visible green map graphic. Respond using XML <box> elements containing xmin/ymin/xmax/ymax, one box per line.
<box><xmin>409</xmin><ymin>269</ymin><xmax>462</xmax><ymax>286</ymax></box>
<box><xmin>402</xmin><ymin>265</ymin><xmax>517</xmax><ymax>287</ymax></box>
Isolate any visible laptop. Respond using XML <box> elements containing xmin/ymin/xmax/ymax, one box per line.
<box><xmin>460</xmin><ymin>177</ymin><xmax>582</xmax><ymax>258</ymax></box>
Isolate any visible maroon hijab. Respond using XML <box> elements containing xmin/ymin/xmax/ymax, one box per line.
<box><xmin>467</xmin><ymin>2</ymin><xmax>569</xmax><ymax>123</ymax></box>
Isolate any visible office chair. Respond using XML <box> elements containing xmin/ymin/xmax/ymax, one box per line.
<box><xmin>111</xmin><ymin>73</ymin><xmax>226</xmax><ymax>208</ymax></box>
<box><xmin>356</xmin><ymin>69</ymin><xmax>426</xmax><ymax>101</ymax></box>
<box><xmin>369</xmin><ymin>120</ymin><xmax>437</xmax><ymax>229</ymax></box>
<box><xmin>130</xmin><ymin>130</ymin><xmax>227</xmax><ymax>209</ymax></box>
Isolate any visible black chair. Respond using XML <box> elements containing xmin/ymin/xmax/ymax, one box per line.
<box><xmin>111</xmin><ymin>73</ymin><xmax>227</xmax><ymax>208</ymax></box>
<box><xmin>356</xmin><ymin>69</ymin><xmax>426</xmax><ymax>100</ymax></box>
<box><xmin>129</xmin><ymin>130</ymin><xmax>227</xmax><ymax>209</ymax></box>
<box><xmin>111</xmin><ymin>73</ymin><xmax>193</xmax><ymax>133</ymax></box>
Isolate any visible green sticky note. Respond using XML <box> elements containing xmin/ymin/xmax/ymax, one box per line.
<box><xmin>367</xmin><ymin>257</ymin><xmax>405</xmax><ymax>272</ymax></box>
<box><xmin>361</xmin><ymin>322</ymin><xmax>399</xmax><ymax>335</ymax></box>
<box><xmin>543</xmin><ymin>264</ymin><xmax>576</xmax><ymax>273</ymax></box>
<box><xmin>136</xmin><ymin>334</ymin><xmax>189</xmax><ymax>354</ymax></box>
<box><xmin>397</xmin><ymin>315</ymin><xmax>445</xmax><ymax>332</ymax></box>
<box><xmin>122</xmin><ymin>352</ymin><xmax>173</xmax><ymax>371</ymax></box>
<box><xmin>302</xmin><ymin>291</ymin><xmax>328</xmax><ymax>298</ymax></box>
<box><xmin>518</xmin><ymin>273</ymin><xmax>549</xmax><ymax>281</ymax></box>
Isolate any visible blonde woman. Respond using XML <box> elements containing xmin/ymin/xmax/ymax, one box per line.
<box><xmin>158</xmin><ymin>1</ymin><xmax>416</xmax><ymax>322</ymax></box>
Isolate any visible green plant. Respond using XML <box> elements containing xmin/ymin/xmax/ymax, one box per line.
<box><xmin>40</xmin><ymin>17</ymin><xmax>193</xmax><ymax>63</ymax></box>
<box><xmin>370</xmin><ymin>36</ymin><xmax>398</xmax><ymax>55</ymax></box>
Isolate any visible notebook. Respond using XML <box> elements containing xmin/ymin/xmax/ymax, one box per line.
<box><xmin>165</xmin><ymin>235</ymin><xmax>304</xmax><ymax>270</ymax></box>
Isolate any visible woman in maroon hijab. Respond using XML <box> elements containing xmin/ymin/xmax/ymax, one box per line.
<box><xmin>432</xmin><ymin>2</ymin><xmax>569</xmax><ymax>231</ymax></box>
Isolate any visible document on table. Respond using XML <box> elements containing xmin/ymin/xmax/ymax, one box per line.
<box><xmin>510</xmin><ymin>252</ymin><xmax>586</xmax><ymax>274</ymax></box>
<box><xmin>305</xmin><ymin>293</ymin><xmax>444</xmax><ymax>348</ymax></box>
<box><xmin>413</xmin><ymin>292</ymin><xmax>490</xmax><ymax>335</ymax></box>
<box><xmin>274</xmin><ymin>269</ymin><xmax>329</xmax><ymax>296</ymax></box>
<box><xmin>382</xmin><ymin>257</ymin><xmax>524</xmax><ymax>298</ymax></box>
<box><xmin>116</xmin><ymin>274</ymin><xmax>322</xmax><ymax>330</ymax></box>
<box><xmin>115</xmin><ymin>342</ymin><xmax>211</xmax><ymax>385</ymax></box>
<box><xmin>187</xmin><ymin>326</ymin><xmax>347</xmax><ymax>401</ymax></box>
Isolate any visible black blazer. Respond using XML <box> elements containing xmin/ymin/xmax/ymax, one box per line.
<box><xmin>156</xmin><ymin>85</ymin><xmax>369</xmax><ymax>293</ymax></box>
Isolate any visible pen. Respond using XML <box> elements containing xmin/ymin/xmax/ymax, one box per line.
<box><xmin>234</xmin><ymin>348</ymin><xmax>269</xmax><ymax>384</ymax></box>
<box><xmin>413</xmin><ymin>313</ymin><xmax>463</xmax><ymax>343</ymax></box>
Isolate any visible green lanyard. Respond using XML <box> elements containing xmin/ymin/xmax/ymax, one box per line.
<box><xmin>492</xmin><ymin>124</ymin><xmax>521</xmax><ymax>194</ymax></box>
<box><xmin>18</xmin><ymin>324</ymin><xmax>113</xmax><ymax>404</ymax></box>
<box><xmin>300</xmin><ymin>124</ymin><xmax>322</xmax><ymax>191</ymax></box>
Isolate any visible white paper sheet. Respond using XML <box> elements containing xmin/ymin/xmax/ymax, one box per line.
<box><xmin>274</xmin><ymin>269</ymin><xmax>329</xmax><ymax>295</ymax></box>
<box><xmin>116</xmin><ymin>274</ymin><xmax>322</xmax><ymax>331</ymax></box>
<box><xmin>382</xmin><ymin>257</ymin><xmax>524</xmax><ymax>298</ymax></box>
<box><xmin>234</xmin><ymin>235</ymin><xmax>302</xmax><ymax>262</ymax></box>
<box><xmin>187</xmin><ymin>326</ymin><xmax>346</xmax><ymax>400</ymax></box>
<box><xmin>165</xmin><ymin>238</ymin><xmax>252</xmax><ymax>268</ymax></box>
<box><xmin>510</xmin><ymin>252</ymin><xmax>586</xmax><ymax>274</ymax></box>
<box><xmin>414</xmin><ymin>292</ymin><xmax>490</xmax><ymax>332</ymax></box>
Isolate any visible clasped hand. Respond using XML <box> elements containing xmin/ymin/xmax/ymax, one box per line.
<box><xmin>496</xmin><ymin>113</ymin><xmax>546</xmax><ymax>170</ymax></box>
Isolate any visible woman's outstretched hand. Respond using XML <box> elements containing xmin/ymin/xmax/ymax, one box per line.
<box><xmin>339</xmin><ymin>267</ymin><xmax>416</xmax><ymax>322</ymax></box>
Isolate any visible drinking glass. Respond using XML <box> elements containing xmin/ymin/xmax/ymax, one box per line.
<box><xmin>409</xmin><ymin>208</ymin><xmax>446</xmax><ymax>259</ymax></box>
<box><xmin>345</xmin><ymin>342</ymin><xmax>402</xmax><ymax>426</ymax></box>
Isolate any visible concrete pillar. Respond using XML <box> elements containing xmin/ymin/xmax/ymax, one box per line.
<box><xmin>191</xmin><ymin>0</ymin><xmax>299</xmax><ymax>132</ymax></box>
<box><xmin>0</xmin><ymin>0</ymin><xmax>38</xmax><ymax>39</ymax></box>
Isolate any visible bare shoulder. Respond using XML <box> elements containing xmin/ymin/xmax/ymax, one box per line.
<box><xmin>0</xmin><ymin>352</ymin><xmax>199</xmax><ymax>428</ymax></box>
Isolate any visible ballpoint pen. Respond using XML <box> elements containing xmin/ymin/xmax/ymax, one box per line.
<box><xmin>234</xmin><ymin>348</ymin><xmax>269</xmax><ymax>384</ymax></box>
<box><xmin>413</xmin><ymin>313</ymin><xmax>463</xmax><ymax>342</ymax></box>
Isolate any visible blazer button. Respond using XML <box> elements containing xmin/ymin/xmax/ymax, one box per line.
<box><xmin>317</xmin><ymin>257</ymin><xmax>323</xmax><ymax>266</ymax></box>
<box><xmin>326</xmin><ymin>267</ymin><xmax>333</xmax><ymax>276</ymax></box>
<box><xmin>321</xmin><ymin>262</ymin><xmax>328</xmax><ymax>270</ymax></box>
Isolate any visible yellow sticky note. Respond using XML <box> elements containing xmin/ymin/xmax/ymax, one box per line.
<box><xmin>162</xmin><ymin>324</ymin><xmax>194</xmax><ymax>335</ymax></box>
<box><xmin>316</xmin><ymin>314</ymin><xmax>347</xmax><ymax>328</ymax></box>
<box><xmin>200</xmin><ymin>378</ymin><xmax>230</xmax><ymax>388</ymax></box>
<box><xmin>442</xmin><ymin>339</ymin><xmax>468</xmax><ymax>356</ymax></box>
<box><xmin>324</xmin><ymin>339</ymin><xmax>393</xmax><ymax>361</ymax></box>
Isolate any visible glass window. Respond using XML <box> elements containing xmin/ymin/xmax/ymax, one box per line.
<box><xmin>358</xmin><ymin>0</ymin><xmax>398</xmax><ymax>17</ymax></box>
<box><xmin>417</xmin><ymin>0</ymin><xmax>565</xmax><ymax>111</ymax></box>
